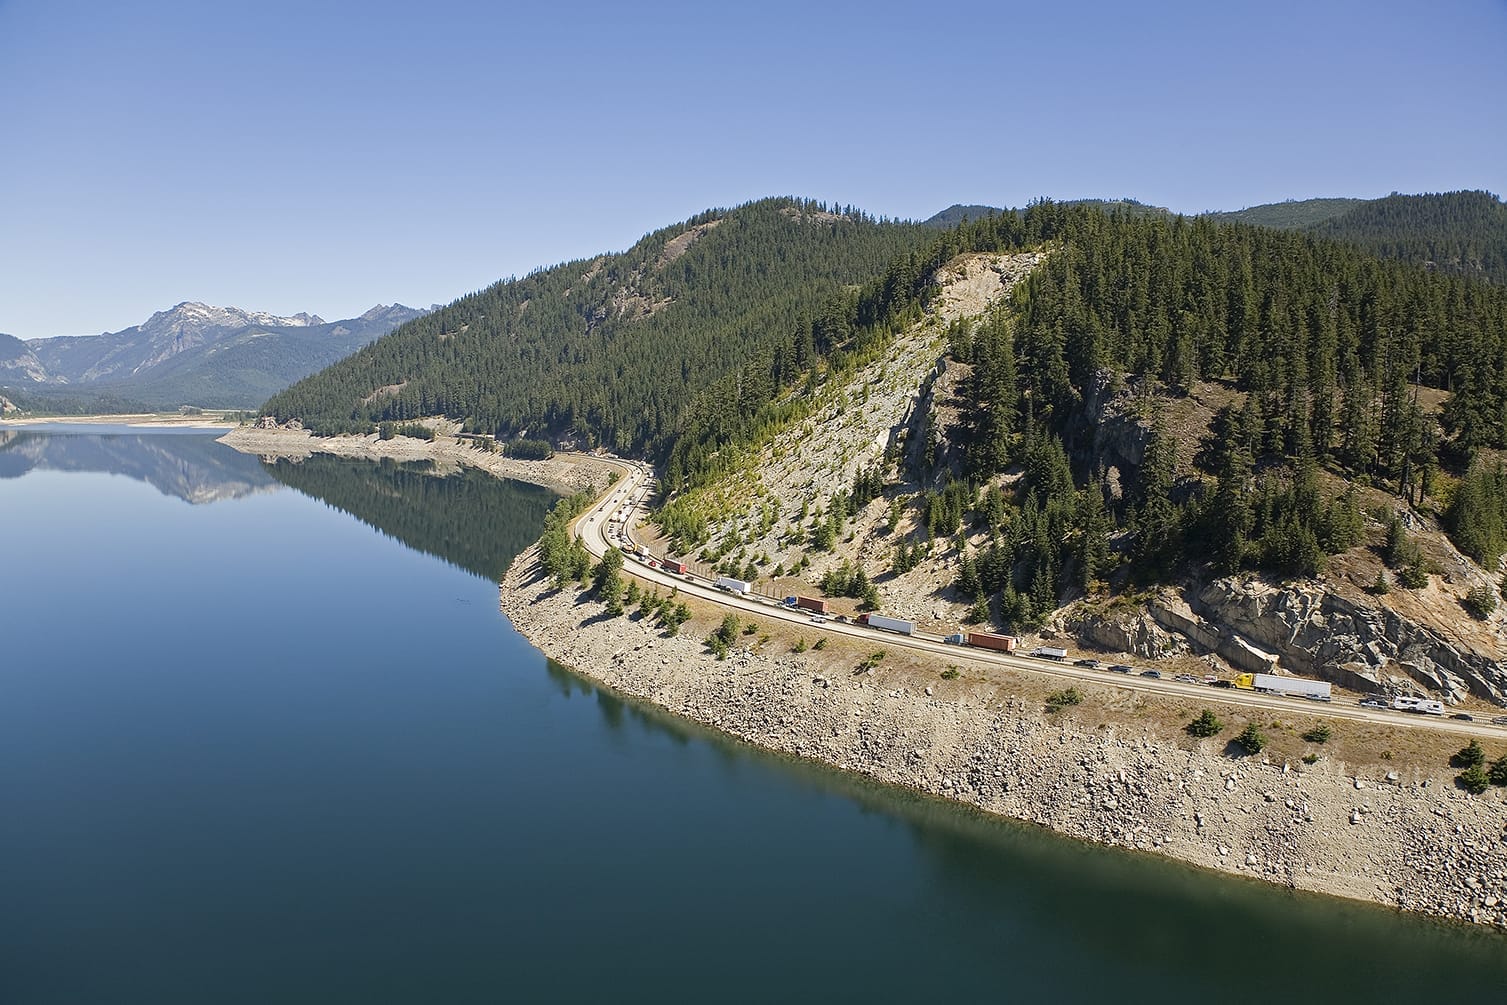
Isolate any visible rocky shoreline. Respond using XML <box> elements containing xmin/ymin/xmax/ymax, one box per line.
<box><xmin>499</xmin><ymin>543</ymin><xmax>1507</xmax><ymax>929</ymax></box>
<box><xmin>218</xmin><ymin>426</ymin><xmax>616</xmax><ymax>495</ymax></box>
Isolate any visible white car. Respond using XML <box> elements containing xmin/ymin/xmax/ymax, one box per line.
<box><xmin>809</xmin><ymin>615</ymin><xmax>828</xmax><ymax>624</ymax></box>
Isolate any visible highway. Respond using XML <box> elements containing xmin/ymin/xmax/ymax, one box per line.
<box><xmin>570</xmin><ymin>457</ymin><xmax>1507</xmax><ymax>742</ymax></box>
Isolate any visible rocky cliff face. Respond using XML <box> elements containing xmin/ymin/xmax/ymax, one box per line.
<box><xmin>1188</xmin><ymin>578</ymin><xmax>1507</xmax><ymax>706</ymax></box>
<box><xmin>1066</xmin><ymin>577</ymin><xmax>1507</xmax><ymax>707</ymax></box>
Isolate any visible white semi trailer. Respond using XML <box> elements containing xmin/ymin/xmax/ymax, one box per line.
<box><xmin>1252</xmin><ymin>672</ymin><xmax>1332</xmax><ymax>700</ymax></box>
<box><xmin>859</xmin><ymin>613</ymin><xmax>915</xmax><ymax>635</ymax></box>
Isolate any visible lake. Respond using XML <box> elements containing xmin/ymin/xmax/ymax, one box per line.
<box><xmin>3</xmin><ymin>428</ymin><xmax>1504</xmax><ymax>1003</ymax></box>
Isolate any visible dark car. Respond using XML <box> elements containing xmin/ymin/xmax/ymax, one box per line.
<box><xmin>1074</xmin><ymin>658</ymin><xmax>1101</xmax><ymax>668</ymax></box>
<box><xmin>1139</xmin><ymin>669</ymin><xmax>1162</xmax><ymax>679</ymax></box>
<box><xmin>1210</xmin><ymin>679</ymin><xmax>1234</xmax><ymax>688</ymax></box>
<box><xmin>1494</xmin><ymin>716</ymin><xmax>1507</xmax><ymax>725</ymax></box>
<box><xmin>1109</xmin><ymin>664</ymin><xmax>1133</xmax><ymax>674</ymax></box>
<box><xmin>1451</xmin><ymin>713</ymin><xmax>1475</xmax><ymax>721</ymax></box>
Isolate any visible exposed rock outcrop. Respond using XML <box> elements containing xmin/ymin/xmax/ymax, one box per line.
<box><xmin>1185</xmin><ymin>578</ymin><xmax>1507</xmax><ymax>706</ymax></box>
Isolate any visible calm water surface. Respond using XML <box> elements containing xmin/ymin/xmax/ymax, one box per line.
<box><xmin>3</xmin><ymin>429</ymin><xmax>1504</xmax><ymax>1003</ymax></box>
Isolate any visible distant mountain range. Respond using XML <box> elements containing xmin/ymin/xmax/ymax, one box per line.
<box><xmin>0</xmin><ymin>301</ymin><xmax>426</xmax><ymax>411</ymax></box>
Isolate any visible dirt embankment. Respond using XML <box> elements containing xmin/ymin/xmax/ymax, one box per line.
<box><xmin>219</xmin><ymin>426</ymin><xmax>617</xmax><ymax>496</ymax></box>
<box><xmin>500</xmin><ymin>545</ymin><xmax>1507</xmax><ymax>928</ymax></box>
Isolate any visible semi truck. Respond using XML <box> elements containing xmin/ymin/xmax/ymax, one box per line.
<box><xmin>714</xmin><ymin>576</ymin><xmax>751</xmax><ymax>595</ymax></box>
<box><xmin>944</xmin><ymin>633</ymin><xmax>966</xmax><ymax>644</ymax></box>
<box><xmin>662</xmin><ymin>559</ymin><xmax>689</xmax><ymax>575</ymax></box>
<box><xmin>1029</xmin><ymin>646</ymin><xmax>1068</xmax><ymax>660</ymax></box>
<box><xmin>1233</xmin><ymin>672</ymin><xmax>1332</xmax><ymax>700</ymax></box>
<box><xmin>967</xmin><ymin>631</ymin><xmax>1019</xmax><ymax>653</ymax></box>
<box><xmin>858</xmin><ymin>613</ymin><xmax>915</xmax><ymax>635</ymax></box>
<box><xmin>783</xmin><ymin>596</ymin><xmax>831</xmax><ymax>614</ymax></box>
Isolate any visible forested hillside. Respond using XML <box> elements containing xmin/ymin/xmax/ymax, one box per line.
<box><xmin>1204</xmin><ymin>197</ymin><xmax>1362</xmax><ymax>229</ymax></box>
<box><xmin>1310</xmin><ymin>191</ymin><xmax>1507</xmax><ymax>284</ymax></box>
<box><xmin>653</xmin><ymin>201</ymin><xmax>1507</xmax><ymax>633</ymax></box>
<box><xmin>261</xmin><ymin>199</ymin><xmax>931</xmax><ymax>450</ymax></box>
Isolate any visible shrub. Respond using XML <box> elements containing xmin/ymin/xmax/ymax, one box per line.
<box><xmin>1045</xmin><ymin>687</ymin><xmax>1082</xmax><ymax>713</ymax></box>
<box><xmin>940</xmin><ymin>667</ymin><xmax>960</xmax><ymax>680</ymax></box>
<box><xmin>1489</xmin><ymin>755</ymin><xmax>1507</xmax><ymax>787</ymax></box>
<box><xmin>792</xmin><ymin>638</ymin><xmax>807</xmax><ymax>653</ymax></box>
<box><xmin>1399</xmin><ymin>564</ymin><xmax>1429</xmax><ymax>589</ymax></box>
<box><xmin>714</xmin><ymin>614</ymin><xmax>741</xmax><ymax>647</ymax></box>
<box><xmin>1456</xmin><ymin>765</ymin><xmax>1490</xmax><ymax>794</ymax></box>
<box><xmin>1236</xmin><ymin>723</ymin><xmax>1267</xmax><ymax>755</ymax></box>
<box><xmin>506</xmin><ymin>438</ymin><xmax>554</xmax><ymax>460</ymax></box>
<box><xmin>1302</xmin><ymin>753</ymin><xmax>1320</xmax><ymax>764</ymax></box>
<box><xmin>1451</xmin><ymin>740</ymin><xmax>1486</xmax><ymax>769</ymax></box>
<box><xmin>1301</xmin><ymin>723</ymin><xmax>1332</xmax><ymax>744</ymax></box>
<box><xmin>1186</xmin><ymin>709</ymin><xmax>1224</xmax><ymax>738</ymax></box>
<box><xmin>1463</xmin><ymin>584</ymin><xmax>1497</xmax><ymax>620</ymax></box>
<box><xmin>813</xmin><ymin>637</ymin><xmax>828</xmax><ymax>650</ymax></box>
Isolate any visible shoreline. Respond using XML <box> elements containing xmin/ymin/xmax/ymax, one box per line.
<box><xmin>498</xmin><ymin>542</ymin><xmax>1507</xmax><ymax>929</ymax></box>
<box><xmin>217</xmin><ymin>426</ymin><xmax>620</xmax><ymax>496</ymax></box>
<box><xmin>0</xmin><ymin>412</ymin><xmax>239</xmax><ymax>428</ymax></box>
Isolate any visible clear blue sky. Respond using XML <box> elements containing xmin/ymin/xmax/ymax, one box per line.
<box><xmin>3</xmin><ymin>0</ymin><xmax>1504</xmax><ymax>338</ymax></box>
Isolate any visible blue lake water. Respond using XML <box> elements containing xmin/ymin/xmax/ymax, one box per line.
<box><xmin>2</xmin><ymin>429</ymin><xmax>1505</xmax><ymax>1003</ymax></box>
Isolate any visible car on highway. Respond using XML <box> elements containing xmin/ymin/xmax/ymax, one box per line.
<box><xmin>1209</xmin><ymin>679</ymin><xmax>1234</xmax><ymax>688</ymax></box>
<box><xmin>1451</xmin><ymin>713</ymin><xmax>1474</xmax><ymax>721</ymax></box>
<box><xmin>1305</xmin><ymin>694</ymin><xmax>1332</xmax><ymax>702</ymax></box>
<box><xmin>1073</xmin><ymin>658</ymin><xmax>1100</xmax><ymax>668</ymax></box>
<box><xmin>1494</xmin><ymin>716</ymin><xmax>1507</xmax><ymax>725</ymax></box>
<box><xmin>1109</xmin><ymin>664</ymin><xmax>1133</xmax><ymax>674</ymax></box>
<box><xmin>1360</xmin><ymin>698</ymin><xmax>1388</xmax><ymax>708</ymax></box>
<box><xmin>834</xmin><ymin>615</ymin><xmax>851</xmax><ymax>624</ymax></box>
<box><xmin>809</xmin><ymin>615</ymin><xmax>828</xmax><ymax>624</ymax></box>
<box><xmin>1139</xmin><ymin>669</ymin><xmax>1162</xmax><ymax>679</ymax></box>
<box><xmin>1174</xmin><ymin>673</ymin><xmax>1201</xmax><ymax>684</ymax></box>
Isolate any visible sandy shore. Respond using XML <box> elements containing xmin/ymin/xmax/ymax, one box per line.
<box><xmin>0</xmin><ymin>412</ymin><xmax>239</xmax><ymax>428</ymax></box>
<box><xmin>218</xmin><ymin>425</ymin><xmax>620</xmax><ymax>495</ymax></box>
<box><xmin>499</xmin><ymin>543</ymin><xmax>1507</xmax><ymax>928</ymax></box>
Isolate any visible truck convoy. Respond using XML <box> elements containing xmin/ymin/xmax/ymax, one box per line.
<box><xmin>858</xmin><ymin>613</ymin><xmax>915</xmax><ymax>635</ymax></box>
<box><xmin>784</xmin><ymin>596</ymin><xmax>831</xmax><ymax>614</ymax></box>
<box><xmin>1233</xmin><ymin>672</ymin><xmax>1333</xmax><ymax>700</ymax></box>
<box><xmin>714</xmin><ymin>576</ymin><xmax>752</xmax><ymax>596</ymax></box>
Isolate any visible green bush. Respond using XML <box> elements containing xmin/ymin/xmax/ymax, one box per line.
<box><xmin>1489</xmin><ymin>755</ymin><xmax>1507</xmax><ymax>787</ymax></box>
<box><xmin>506</xmin><ymin>438</ymin><xmax>554</xmax><ymax>460</ymax></box>
<box><xmin>813</xmin><ymin>637</ymin><xmax>828</xmax><ymax>650</ymax></box>
<box><xmin>1186</xmin><ymin>709</ymin><xmax>1224</xmax><ymax>738</ymax></box>
<box><xmin>1463</xmin><ymin>584</ymin><xmax>1497</xmax><ymax>620</ymax></box>
<box><xmin>1045</xmin><ymin>687</ymin><xmax>1082</xmax><ymax>713</ymax></box>
<box><xmin>713</xmin><ymin>613</ymin><xmax>741</xmax><ymax>647</ymax></box>
<box><xmin>1399</xmin><ymin>564</ymin><xmax>1429</xmax><ymax>589</ymax></box>
<box><xmin>1236</xmin><ymin>723</ymin><xmax>1267</xmax><ymax>755</ymax></box>
<box><xmin>940</xmin><ymin>667</ymin><xmax>960</xmax><ymax>680</ymax></box>
<box><xmin>1456</xmin><ymin>765</ymin><xmax>1490</xmax><ymax>794</ymax></box>
<box><xmin>1301</xmin><ymin>723</ymin><xmax>1332</xmax><ymax>744</ymax></box>
<box><xmin>1451</xmin><ymin>739</ymin><xmax>1486</xmax><ymax>769</ymax></box>
<box><xmin>1302</xmin><ymin>753</ymin><xmax>1320</xmax><ymax>764</ymax></box>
